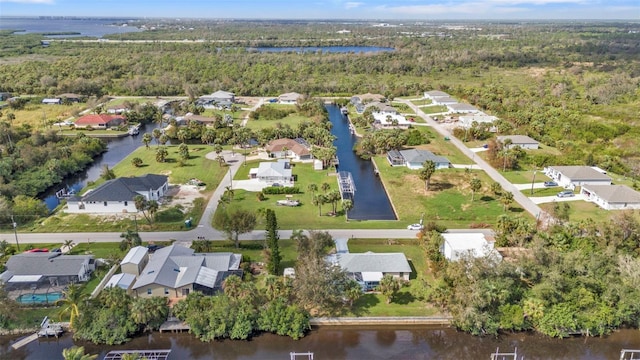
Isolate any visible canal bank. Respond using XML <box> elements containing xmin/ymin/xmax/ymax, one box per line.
<box><xmin>310</xmin><ymin>316</ymin><xmax>452</xmax><ymax>326</ymax></box>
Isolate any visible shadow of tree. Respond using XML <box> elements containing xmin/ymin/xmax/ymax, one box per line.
<box><xmin>349</xmin><ymin>293</ymin><xmax>379</xmax><ymax>316</ymax></box>
<box><xmin>429</xmin><ymin>182</ymin><xmax>454</xmax><ymax>191</ymax></box>
<box><xmin>480</xmin><ymin>195</ymin><xmax>495</xmax><ymax>202</ymax></box>
<box><xmin>394</xmin><ymin>290</ymin><xmax>416</xmax><ymax>305</ymax></box>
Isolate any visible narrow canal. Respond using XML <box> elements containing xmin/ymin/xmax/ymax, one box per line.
<box><xmin>327</xmin><ymin>105</ymin><xmax>396</xmax><ymax>220</ymax></box>
<box><xmin>42</xmin><ymin>123</ymin><xmax>163</xmax><ymax>211</ymax></box>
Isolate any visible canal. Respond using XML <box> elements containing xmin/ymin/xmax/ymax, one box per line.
<box><xmin>42</xmin><ymin>123</ymin><xmax>163</xmax><ymax>211</ymax></box>
<box><xmin>4</xmin><ymin>326</ymin><xmax>640</xmax><ymax>359</ymax></box>
<box><xmin>327</xmin><ymin>105</ymin><xmax>396</xmax><ymax>221</ymax></box>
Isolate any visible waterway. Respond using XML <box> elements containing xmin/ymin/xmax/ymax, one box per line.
<box><xmin>0</xmin><ymin>17</ymin><xmax>141</xmax><ymax>38</ymax></box>
<box><xmin>250</xmin><ymin>46</ymin><xmax>394</xmax><ymax>54</ymax></box>
<box><xmin>3</xmin><ymin>326</ymin><xmax>640</xmax><ymax>359</ymax></box>
<box><xmin>327</xmin><ymin>105</ymin><xmax>396</xmax><ymax>220</ymax></box>
<box><xmin>42</xmin><ymin>123</ymin><xmax>162</xmax><ymax>211</ymax></box>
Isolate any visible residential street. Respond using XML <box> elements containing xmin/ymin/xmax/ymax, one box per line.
<box><xmin>396</xmin><ymin>99</ymin><xmax>548</xmax><ymax>223</ymax></box>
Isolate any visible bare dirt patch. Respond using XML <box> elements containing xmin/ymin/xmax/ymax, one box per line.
<box><xmin>166</xmin><ymin>185</ymin><xmax>204</xmax><ymax>209</ymax></box>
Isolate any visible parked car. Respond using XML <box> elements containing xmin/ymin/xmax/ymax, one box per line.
<box><xmin>544</xmin><ymin>181</ymin><xmax>558</xmax><ymax>187</ymax></box>
<box><xmin>407</xmin><ymin>223</ymin><xmax>424</xmax><ymax>231</ymax></box>
<box><xmin>557</xmin><ymin>190</ymin><xmax>575</xmax><ymax>198</ymax></box>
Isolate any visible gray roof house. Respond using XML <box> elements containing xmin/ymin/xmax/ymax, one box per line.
<box><xmin>423</xmin><ymin>90</ymin><xmax>451</xmax><ymax>100</ymax></box>
<box><xmin>249</xmin><ymin>159</ymin><xmax>294</xmax><ymax>186</ymax></box>
<box><xmin>0</xmin><ymin>252</ymin><xmax>95</xmax><ymax>291</ymax></box>
<box><xmin>544</xmin><ymin>166</ymin><xmax>612</xmax><ymax>189</ymax></box>
<box><xmin>327</xmin><ymin>239</ymin><xmax>412</xmax><ymax>291</ymax></box>
<box><xmin>447</xmin><ymin>103</ymin><xmax>480</xmax><ymax>113</ymax></box>
<box><xmin>132</xmin><ymin>244</ymin><xmax>242</xmax><ymax>299</ymax></box>
<box><xmin>581</xmin><ymin>185</ymin><xmax>640</xmax><ymax>210</ymax></box>
<box><xmin>497</xmin><ymin>135</ymin><xmax>540</xmax><ymax>150</ymax></box>
<box><xmin>196</xmin><ymin>90</ymin><xmax>235</xmax><ymax>109</ymax></box>
<box><xmin>387</xmin><ymin>149</ymin><xmax>451</xmax><ymax>170</ymax></box>
<box><xmin>67</xmin><ymin>174</ymin><xmax>168</xmax><ymax>214</ymax></box>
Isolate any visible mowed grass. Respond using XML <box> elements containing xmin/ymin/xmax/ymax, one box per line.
<box><xmin>224</xmin><ymin>161</ymin><xmax>399</xmax><ymax>229</ymax></box>
<box><xmin>419</xmin><ymin>105</ymin><xmax>448</xmax><ymax>114</ymax></box>
<box><xmin>500</xmin><ymin>170</ymin><xmax>551</xmax><ymax>184</ymax></box>
<box><xmin>413</xmin><ymin>126</ymin><xmax>474</xmax><ymax>165</ymax></box>
<box><xmin>410</xmin><ymin>99</ymin><xmax>433</xmax><ymax>106</ymax></box>
<box><xmin>244</xmin><ymin>113</ymin><xmax>309</xmax><ymax>131</ymax></box>
<box><xmin>374</xmin><ymin>156</ymin><xmax>528</xmax><ymax>227</ymax></box>
<box><xmin>539</xmin><ymin>200</ymin><xmax>619</xmax><ymax>223</ymax></box>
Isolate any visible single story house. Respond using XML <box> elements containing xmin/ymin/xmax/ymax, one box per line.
<box><xmin>121</xmin><ymin>246</ymin><xmax>150</xmax><ymax>276</ymax></box>
<box><xmin>387</xmin><ymin>149</ymin><xmax>451</xmax><ymax>170</ymax></box>
<box><xmin>42</xmin><ymin>98</ymin><xmax>62</xmax><ymax>105</ymax></box>
<box><xmin>497</xmin><ymin>135</ymin><xmax>540</xmax><ymax>150</ymax></box>
<box><xmin>581</xmin><ymin>185</ymin><xmax>640</xmax><ymax>210</ymax></box>
<box><xmin>372</xmin><ymin>111</ymin><xmax>411</xmax><ymax>128</ymax></box>
<box><xmin>183</xmin><ymin>114</ymin><xmax>220</xmax><ymax>126</ymax></box>
<box><xmin>366</xmin><ymin>102</ymin><xmax>397</xmax><ymax>114</ymax></box>
<box><xmin>0</xmin><ymin>252</ymin><xmax>95</xmax><ymax>291</ymax></box>
<box><xmin>278</xmin><ymin>92</ymin><xmax>303</xmax><ymax>104</ymax></box>
<box><xmin>106</xmin><ymin>105</ymin><xmax>129</xmax><ymax>114</ymax></box>
<box><xmin>423</xmin><ymin>90</ymin><xmax>451</xmax><ymax>100</ymax></box>
<box><xmin>249</xmin><ymin>159</ymin><xmax>294</xmax><ymax>186</ymax></box>
<box><xmin>544</xmin><ymin>166</ymin><xmax>612</xmax><ymax>189</ymax></box>
<box><xmin>74</xmin><ymin>114</ymin><xmax>126</xmax><ymax>129</ymax></box>
<box><xmin>132</xmin><ymin>244</ymin><xmax>242</xmax><ymax>299</ymax></box>
<box><xmin>58</xmin><ymin>93</ymin><xmax>84</xmax><ymax>103</ymax></box>
<box><xmin>351</xmin><ymin>93</ymin><xmax>385</xmax><ymax>105</ymax></box>
<box><xmin>196</xmin><ymin>90</ymin><xmax>235</xmax><ymax>109</ymax></box>
<box><xmin>105</xmin><ymin>273</ymin><xmax>137</xmax><ymax>294</ymax></box>
<box><xmin>441</xmin><ymin>233</ymin><xmax>502</xmax><ymax>262</ymax></box>
<box><xmin>432</xmin><ymin>96</ymin><xmax>458</xmax><ymax>105</ymax></box>
<box><xmin>458</xmin><ymin>115</ymin><xmax>498</xmax><ymax>129</ymax></box>
<box><xmin>265</xmin><ymin>138</ymin><xmax>312</xmax><ymax>160</ymax></box>
<box><xmin>447</xmin><ymin>103</ymin><xmax>481</xmax><ymax>113</ymax></box>
<box><xmin>67</xmin><ymin>174</ymin><xmax>168</xmax><ymax>213</ymax></box>
<box><xmin>327</xmin><ymin>239</ymin><xmax>412</xmax><ymax>291</ymax></box>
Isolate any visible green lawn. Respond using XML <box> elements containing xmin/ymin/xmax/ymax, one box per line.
<box><xmin>11</xmin><ymin>103</ymin><xmax>87</xmax><ymax>129</ymax></box>
<box><xmin>523</xmin><ymin>186</ymin><xmax>563</xmax><ymax>197</ymax></box>
<box><xmin>419</xmin><ymin>105</ymin><xmax>448</xmax><ymax>114</ymax></box>
<box><xmin>411</xmin><ymin>99</ymin><xmax>433</xmax><ymax>106</ymax></box>
<box><xmin>244</xmin><ymin>113</ymin><xmax>309</xmax><ymax>131</ymax></box>
<box><xmin>374</xmin><ymin>157</ymin><xmax>529</xmax><ymax>227</ymax></box>
<box><xmin>106</xmin><ymin>97</ymin><xmax>157</xmax><ymax>107</ymax></box>
<box><xmin>221</xmin><ymin>161</ymin><xmax>399</xmax><ymax>229</ymax></box>
<box><xmin>499</xmin><ymin>170</ymin><xmax>551</xmax><ymax>184</ymax></box>
<box><xmin>413</xmin><ymin>127</ymin><xmax>474</xmax><ymax>165</ymax></box>
<box><xmin>539</xmin><ymin>200</ymin><xmax>615</xmax><ymax>223</ymax></box>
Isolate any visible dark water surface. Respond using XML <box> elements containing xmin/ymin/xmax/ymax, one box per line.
<box><xmin>3</xmin><ymin>326</ymin><xmax>640</xmax><ymax>360</ymax></box>
<box><xmin>327</xmin><ymin>105</ymin><xmax>396</xmax><ymax>220</ymax></box>
<box><xmin>0</xmin><ymin>17</ymin><xmax>140</xmax><ymax>38</ymax></box>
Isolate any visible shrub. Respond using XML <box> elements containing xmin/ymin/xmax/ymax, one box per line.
<box><xmin>262</xmin><ymin>186</ymin><xmax>301</xmax><ymax>195</ymax></box>
<box><xmin>154</xmin><ymin>206</ymin><xmax>185</xmax><ymax>222</ymax></box>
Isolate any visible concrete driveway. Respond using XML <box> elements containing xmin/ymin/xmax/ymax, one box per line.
<box><xmin>512</xmin><ymin>182</ymin><xmax>551</xmax><ymax>190</ymax></box>
<box><xmin>233</xmin><ymin>179</ymin><xmax>268</xmax><ymax>192</ymax></box>
<box><xmin>529</xmin><ymin>193</ymin><xmax>585</xmax><ymax>204</ymax></box>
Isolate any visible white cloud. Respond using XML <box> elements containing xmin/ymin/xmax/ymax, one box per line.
<box><xmin>0</xmin><ymin>0</ymin><xmax>55</xmax><ymax>3</ymax></box>
<box><xmin>345</xmin><ymin>1</ymin><xmax>364</xmax><ymax>9</ymax></box>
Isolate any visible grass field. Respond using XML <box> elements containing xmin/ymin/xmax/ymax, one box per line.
<box><xmin>413</xmin><ymin>127</ymin><xmax>474</xmax><ymax>165</ymax></box>
<box><xmin>410</xmin><ymin>99</ymin><xmax>433</xmax><ymax>106</ymax></box>
<box><xmin>523</xmin><ymin>186</ymin><xmax>564</xmax><ymax>197</ymax></box>
<box><xmin>244</xmin><ymin>113</ymin><xmax>309</xmax><ymax>131</ymax></box>
<box><xmin>540</xmin><ymin>200</ymin><xmax>613</xmax><ymax>223</ymax></box>
<box><xmin>9</xmin><ymin>103</ymin><xmax>87</xmax><ymax>128</ymax></box>
<box><xmin>374</xmin><ymin>156</ymin><xmax>529</xmax><ymax>227</ymax></box>
<box><xmin>419</xmin><ymin>105</ymin><xmax>448</xmax><ymax>114</ymax></box>
<box><xmin>499</xmin><ymin>170</ymin><xmax>551</xmax><ymax>184</ymax></box>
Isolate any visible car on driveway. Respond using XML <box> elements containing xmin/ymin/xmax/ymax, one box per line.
<box><xmin>557</xmin><ymin>190</ymin><xmax>575</xmax><ymax>198</ymax></box>
<box><xmin>407</xmin><ymin>223</ymin><xmax>424</xmax><ymax>230</ymax></box>
<box><xmin>544</xmin><ymin>181</ymin><xmax>558</xmax><ymax>187</ymax></box>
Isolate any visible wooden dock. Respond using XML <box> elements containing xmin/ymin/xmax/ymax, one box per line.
<box><xmin>159</xmin><ymin>317</ymin><xmax>190</xmax><ymax>333</ymax></box>
<box><xmin>11</xmin><ymin>334</ymin><xmax>38</xmax><ymax>350</ymax></box>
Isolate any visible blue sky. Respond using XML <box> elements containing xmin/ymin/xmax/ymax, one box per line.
<box><xmin>0</xmin><ymin>0</ymin><xmax>637</xmax><ymax>20</ymax></box>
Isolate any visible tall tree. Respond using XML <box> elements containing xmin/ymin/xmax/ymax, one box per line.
<box><xmin>119</xmin><ymin>230</ymin><xmax>142</xmax><ymax>251</ymax></box>
<box><xmin>470</xmin><ymin>177</ymin><xmax>482</xmax><ymax>202</ymax></box>
<box><xmin>265</xmin><ymin>209</ymin><xmax>281</xmax><ymax>275</ymax></box>
<box><xmin>56</xmin><ymin>284</ymin><xmax>87</xmax><ymax>329</ymax></box>
<box><xmin>378</xmin><ymin>274</ymin><xmax>401</xmax><ymax>304</ymax></box>
<box><xmin>419</xmin><ymin>160</ymin><xmax>436</xmax><ymax>191</ymax></box>
<box><xmin>214</xmin><ymin>208</ymin><xmax>257</xmax><ymax>248</ymax></box>
<box><xmin>342</xmin><ymin>199</ymin><xmax>354</xmax><ymax>221</ymax></box>
<box><xmin>142</xmin><ymin>133</ymin><xmax>152</xmax><ymax>149</ymax></box>
<box><xmin>500</xmin><ymin>191</ymin><xmax>514</xmax><ymax>212</ymax></box>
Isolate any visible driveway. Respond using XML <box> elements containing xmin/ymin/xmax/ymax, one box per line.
<box><xmin>512</xmin><ymin>182</ymin><xmax>550</xmax><ymax>190</ymax></box>
<box><xmin>529</xmin><ymin>194</ymin><xmax>585</xmax><ymax>204</ymax></box>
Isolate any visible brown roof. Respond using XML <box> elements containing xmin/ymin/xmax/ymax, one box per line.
<box><xmin>75</xmin><ymin>114</ymin><xmax>125</xmax><ymax>125</ymax></box>
<box><xmin>265</xmin><ymin>138</ymin><xmax>310</xmax><ymax>156</ymax></box>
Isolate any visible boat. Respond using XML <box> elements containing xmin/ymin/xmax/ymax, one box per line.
<box><xmin>276</xmin><ymin>199</ymin><xmax>300</xmax><ymax>207</ymax></box>
<box><xmin>37</xmin><ymin>317</ymin><xmax>64</xmax><ymax>338</ymax></box>
<box><xmin>340</xmin><ymin>106</ymin><xmax>348</xmax><ymax>115</ymax></box>
<box><xmin>55</xmin><ymin>187</ymin><xmax>76</xmax><ymax>199</ymax></box>
<box><xmin>128</xmin><ymin>124</ymin><xmax>140</xmax><ymax>136</ymax></box>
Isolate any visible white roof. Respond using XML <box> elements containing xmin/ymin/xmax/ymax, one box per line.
<box><xmin>442</xmin><ymin>233</ymin><xmax>501</xmax><ymax>261</ymax></box>
<box><xmin>121</xmin><ymin>246</ymin><xmax>148</xmax><ymax>265</ymax></box>
<box><xmin>8</xmin><ymin>275</ymin><xmax>43</xmax><ymax>283</ymax></box>
<box><xmin>105</xmin><ymin>273</ymin><xmax>136</xmax><ymax>289</ymax></box>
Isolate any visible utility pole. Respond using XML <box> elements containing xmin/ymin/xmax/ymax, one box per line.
<box><xmin>11</xmin><ymin>215</ymin><xmax>19</xmax><ymax>251</ymax></box>
<box><xmin>530</xmin><ymin>170</ymin><xmax>537</xmax><ymax>195</ymax></box>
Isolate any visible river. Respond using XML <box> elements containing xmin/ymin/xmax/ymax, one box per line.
<box><xmin>327</xmin><ymin>105</ymin><xmax>396</xmax><ymax>220</ymax></box>
<box><xmin>3</xmin><ymin>326</ymin><xmax>640</xmax><ymax>359</ymax></box>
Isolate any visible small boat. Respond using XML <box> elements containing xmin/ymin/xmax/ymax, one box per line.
<box><xmin>340</xmin><ymin>106</ymin><xmax>348</xmax><ymax>115</ymax></box>
<box><xmin>128</xmin><ymin>124</ymin><xmax>140</xmax><ymax>136</ymax></box>
<box><xmin>276</xmin><ymin>199</ymin><xmax>300</xmax><ymax>207</ymax></box>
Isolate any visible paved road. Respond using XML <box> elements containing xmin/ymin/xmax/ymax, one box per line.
<box><xmin>397</xmin><ymin>99</ymin><xmax>547</xmax><ymax>222</ymax></box>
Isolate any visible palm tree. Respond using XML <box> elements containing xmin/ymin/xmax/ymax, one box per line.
<box><xmin>344</xmin><ymin>280</ymin><xmax>362</xmax><ymax>307</ymax></box>
<box><xmin>120</xmin><ymin>229</ymin><xmax>142</xmax><ymax>251</ymax></box>
<box><xmin>222</xmin><ymin>275</ymin><xmax>243</xmax><ymax>299</ymax></box>
<box><xmin>321</xmin><ymin>182</ymin><xmax>331</xmax><ymax>194</ymax></box>
<box><xmin>307</xmin><ymin>183</ymin><xmax>318</xmax><ymax>198</ymax></box>
<box><xmin>500</xmin><ymin>191</ymin><xmax>514</xmax><ymax>212</ymax></box>
<box><xmin>152</xmin><ymin>128</ymin><xmax>162</xmax><ymax>145</ymax></box>
<box><xmin>419</xmin><ymin>160</ymin><xmax>436</xmax><ymax>191</ymax></box>
<box><xmin>312</xmin><ymin>194</ymin><xmax>326</xmax><ymax>216</ymax></box>
<box><xmin>342</xmin><ymin>199</ymin><xmax>354</xmax><ymax>221</ymax></box>
<box><xmin>142</xmin><ymin>133</ymin><xmax>152</xmax><ymax>149</ymax></box>
<box><xmin>470</xmin><ymin>177</ymin><xmax>482</xmax><ymax>202</ymax></box>
<box><xmin>377</xmin><ymin>274</ymin><xmax>400</xmax><ymax>304</ymax></box>
<box><xmin>62</xmin><ymin>346</ymin><xmax>97</xmax><ymax>360</ymax></box>
<box><xmin>63</xmin><ymin>239</ymin><xmax>75</xmax><ymax>252</ymax></box>
<box><xmin>56</xmin><ymin>284</ymin><xmax>87</xmax><ymax>329</ymax></box>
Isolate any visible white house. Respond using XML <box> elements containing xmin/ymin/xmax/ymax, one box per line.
<box><xmin>249</xmin><ymin>159</ymin><xmax>293</xmax><ymax>186</ymax></box>
<box><xmin>544</xmin><ymin>166</ymin><xmax>612</xmax><ymax>189</ymax></box>
<box><xmin>372</xmin><ymin>111</ymin><xmax>411</xmax><ymax>128</ymax></box>
<box><xmin>265</xmin><ymin>138</ymin><xmax>312</xmax><ymax>161</ymax></box>
<box><xmin>387</xmin><ymin>149</ymin><xmax>450</xmax><ymax>170</ymax></box>
<box><xmin>327</xmin><ymin>239</ymin><xmax>412</xmax><ymax>291</ymax></box>
<box><xmin>458</xmin><ymin>115</ymin><xmax>498</xmax><ymax>129</ymax></box>
<box><xmin>497</xmin><ymin>135</ymin><xmax>540</xmax><ymax>150</ymax></box>
<box><xmin>441</xmin><ymin>233</ymin><xmax>502</xmax><ymax>262</ymax></box>
<box><xmin>278</xmin><ymin>92</ymin><xmax>303</xmax><ymax>104</ymax></box>
<box><xmin>432</xmin><ymin>96</ymin><xmax>458</xmax><ymax>105</ymax></box>
<box><xmin>42</xmin><ymin>98</ymin><xmax>62</xmax><ymax>105</ymax></box>
<box><xmin>580</xmin><ymin>185</ymin><xmax>640</xmax><ymax>210</ymax></box>
<box><xmin>67</xmin><ymin>174</ymin><xmax>169</xmax><ymax>213</ymax></box>
<box><xmin>447</xmin><ymin>103</ymin><xmax>481</xmax><ymax>113</ymax></box>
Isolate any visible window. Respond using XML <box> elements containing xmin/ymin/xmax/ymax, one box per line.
<box><xmin>124</xmin><ymin>201</ymin><xmax>128</xmax><ymax>206</ymax></box>
<box><xmin>147</xmin><ymin>288</ymin><xmax>152</xmax><ymax>295</ymax></box>
<box><xmin>104</xmin><ymin>201</ymin><xmax>107</xmax><ymax>206</ymax></box>
<box><xmin>182</xmin><ymin>288</ymin><xmax>190</xmax><ymax>296</ymax></box>
<box><xmin>164</xmin><ymin>288</ymin><xmax>169</xmax><ymax>295</ymax></box>
<box><xmin>399</xmin><ymin>272</ymin><xmax>404</xmax><ymax>278</ymax></box>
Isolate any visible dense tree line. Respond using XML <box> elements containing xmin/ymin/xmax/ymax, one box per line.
<box><xmin>421</xmin><ymin>211</ymin><xmax>640</xmax><ymax>337</ymax></box>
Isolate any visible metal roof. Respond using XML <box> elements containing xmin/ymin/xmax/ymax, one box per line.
<box><xmin>105</xmin><ymin>273</ymin><xmax>136</xmax><ymax>289</ymax></box>
<box><xmin>121</xmin><ymin>246</ymin><xmax>148</xmax><ymax>265</ymax></box>
<box><xmin>82</xmin><ymin>174</ymin><xmax>167</xmax><ymax>202</ymax></box>
<box><xmin>4</xmin><ymin>253</ymin><xmax>93</xmax><ymax>277</ymax></box>
<box><xmin>335</xmin><ymin>252</ymin><xmax>412</xmax><ymax>274</ymax></box>
<box><xmin>103</xmin><ymin>350</ymin><xmax>171</xmax><ymax>360</ymax></box>
<box><xmin>399</xmin><ymin>149</ymin><xmax>450</xmax><ymax>165</ymax></box>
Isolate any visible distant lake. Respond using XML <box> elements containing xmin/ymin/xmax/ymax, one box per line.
<box><xmin>0</xmin><ymin>17</ymin><xmax>141</xmax><ymax>38</ymax></box>
<box><xmin>249</xmin><ymin>46</ymin><xmax>394</xmax><ymax>53</ymax></box>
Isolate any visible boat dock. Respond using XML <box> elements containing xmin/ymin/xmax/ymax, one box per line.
<box><xmin>159</xmin><ymin>317</ymin><xmax>190</xmax><ymax>333</ymax></box>
<box><xmin>11</xmin><ymin>316</ymin><xmax>65</xmax><ymax>350</ymax></box>
<box><xmin>337</xmin><ymin>171</ymin><xmax>355</xmax><ymax>200</ymax></box>
<box><xmin>290</xmin><ymin>352</ymin><xmax>314</xmax><ymax>360</ymax></box>
<box><xmin>490</xmin><ymin>347</ymin><xmax>522</xmax><ymax>360</ymax></box>
<box><xmin>621</xmin><ymin>349</ymin><xmax>640</xmax><ymax>360</ymax></box>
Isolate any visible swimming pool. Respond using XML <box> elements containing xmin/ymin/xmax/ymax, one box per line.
<box><xmin>16</xmin><ymin>292</ymin><xmax>63</xmax><ymax>304</ymax></box>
